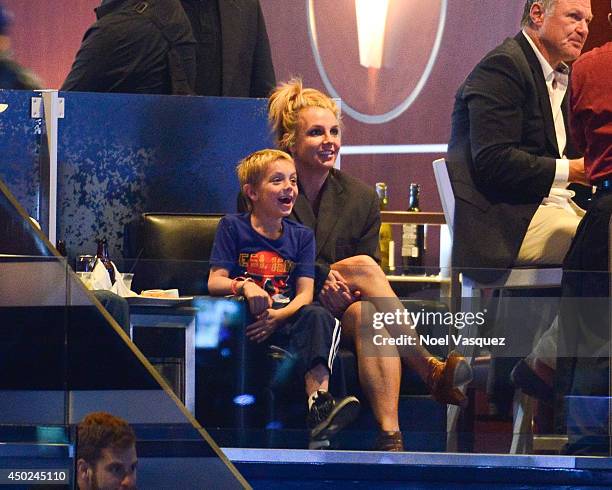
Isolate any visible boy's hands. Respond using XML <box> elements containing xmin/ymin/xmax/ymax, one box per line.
<box><xmin>242</xmin><ymin>281</ymin><xmax>272</xmax><ymax>316</ymax></box>
<box><xmin>243</xmin><ymin>282</ymin><xmax>280</xmax><ymax>342</ymax></box>
<box><xmin>246</xmin><ymin>308</ymin><xmax>283</xmax><ymax>343</ymax></box>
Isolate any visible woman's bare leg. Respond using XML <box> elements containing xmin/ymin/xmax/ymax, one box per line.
<box><xmin>332</xmin><ymin>256</ymin><xmax>431</xmax><ymax>377</ymax></box>
<box><xmin>341</xmin><ymin>301</ymin><xmax>400</xmax><ymax>431</ymax></box>
<box><xmin>332</xmin><ymin>255</ymin><xmax>471</xmax><ymax>405</ymax></box>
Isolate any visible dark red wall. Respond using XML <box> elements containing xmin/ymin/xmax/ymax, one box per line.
<box><xmin>3</xmin><ymin>0</ymin><xmax>98</xmax><ymax>88</ymax></box>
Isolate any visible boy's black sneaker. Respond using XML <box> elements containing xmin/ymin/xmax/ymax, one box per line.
<box><xmin>307</xmin><ymin>391</ymin><xmax>360</xmax><ymax>442</ymax></box>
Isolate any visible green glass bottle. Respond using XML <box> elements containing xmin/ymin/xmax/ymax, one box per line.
<box><xmin>375</xmin><ymin>182</ymin><xmax>394</xmax><ymax>273</ymax></box>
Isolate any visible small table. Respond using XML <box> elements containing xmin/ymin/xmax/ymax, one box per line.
<box><xmin>381</xmin><ymin>211</ymin><xmax>451</xmax><ymax>297</ymax></box>
<box><xmin>380</xmin><ymin>211</ymin><xmax>446</xmax><ymax>225</ymax></box>
<box><xmin>129</xmin><ymin>303</ymin><xmax>196</xmax><ymax>414</ymax></box>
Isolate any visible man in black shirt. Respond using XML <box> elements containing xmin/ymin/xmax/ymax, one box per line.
<box><xmin>62</xmin><ymin>0</ymin><xmax>196</xmax><ymax>95</ymax></box>
<box><xmin>180</xmin><ymin>0</ymin><xmax>276</xmax><ymax>97</ymax></box>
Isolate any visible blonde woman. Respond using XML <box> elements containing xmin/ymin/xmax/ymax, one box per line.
<box><xmin>266</xmin><ymin>78</ymin><xmax>472</xmax><ymax>451</ymax></box>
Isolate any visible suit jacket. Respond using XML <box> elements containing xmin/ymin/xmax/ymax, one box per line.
<box><xmin>180</xmin><ymin>0</ymin><xmax>275</xmax><ymax>97</ymax></box>
<box><xmin>446</xmin><ymin>32</ymin><xmax>579</xmax><ymax>281</ymax></box>
<box><xmin>63</xmin><ymin>0</ymin><xmax>275</xmax><ymax>97</ymax></box>
<box><xmin>62</xmin><ymin>0</ymin><xmax>196</xmax><ymax>95</ymax></box>
<box><xmin>217</xmin><ymin>0</ymin><xmax>276</xmax><ymax>97</ymax></box>
<box><xmin>289</xmin><ymin>169</ymin><xmax>380</xmax><ymax>281</ymax></box>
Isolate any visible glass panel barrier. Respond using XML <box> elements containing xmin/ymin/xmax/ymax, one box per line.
<box><xmin>114</xmin><ymin>256</ymin><xmax>611</xmax><ymax>461</ymax></box>
<box><xmin>2</xmin><ymin>86</ymin><xmax>609</xmax><ymax>480</ymax></box>
<box><xmin>0</xmin><ymin>179</ymin><xmax>248</xmax><ymax>487</ymax></box>
<box><xmin>444</xmin><ymin>266</ymin><xmax>611</xmax><ymax>458</ymax></box>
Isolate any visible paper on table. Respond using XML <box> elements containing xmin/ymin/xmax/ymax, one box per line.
<box><xmin>140</xmin><ymin>289</ymin><xmax>179</xmax><ymax>299</ymax></box>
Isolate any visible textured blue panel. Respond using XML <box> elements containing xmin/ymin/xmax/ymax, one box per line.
<box><xmin>0</xmin><ymin>90</ymin><xmax>43</xmax><ymax>219</ymax></box>
<box><xmin>58</xmin><ymin>92</ymin><xmax>272</xmax><ymax>259</ymax></box>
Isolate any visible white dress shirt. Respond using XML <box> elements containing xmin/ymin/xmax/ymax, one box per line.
<box><xmin>522</xmin><ymin>31</ymin><xmax>580</xmax><ymax>215</ymax></box>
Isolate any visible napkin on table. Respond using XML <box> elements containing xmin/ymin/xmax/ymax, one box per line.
<box><xmin>90</xmin><ymin>259</ymin><xmax>138</xmax><ymax>298</ymax></box>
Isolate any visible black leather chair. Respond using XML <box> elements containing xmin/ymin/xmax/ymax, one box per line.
<box><xmin>124</xmin><ymin>213</ymin><xmax>223</xmax><ymax>295</ymax></box>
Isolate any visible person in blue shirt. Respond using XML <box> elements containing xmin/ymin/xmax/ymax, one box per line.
<box><xmin>208</xmin><ymin>148</ymin><xmax>359</xmax><ymax>446</ymax></box>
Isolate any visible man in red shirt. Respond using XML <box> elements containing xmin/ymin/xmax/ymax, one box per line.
<box><xmin>570</xmin><ymin>11</ymin><xmax>612</xmax><ymax>185</ymax></box>
<box><xmin>556</xmin><ymin>2</ymin><xmax>612</xmax><ymax>449</ymax></box>
<box><xmin>564</xmin><ymin>3</ymin><xmax>612</xmax><ymax>303</ymax></box>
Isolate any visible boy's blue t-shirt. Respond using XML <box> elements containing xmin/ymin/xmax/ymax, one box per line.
<box><xmin>210</xmin><ymin>213</ymin><xmax>315</xmax><ymax>305</ymax></box>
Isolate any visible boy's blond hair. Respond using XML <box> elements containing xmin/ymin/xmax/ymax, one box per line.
<box><xmin>237</xmin><ymin>149</ymin><xmax>294</xmax><ymax>210</ymax></box>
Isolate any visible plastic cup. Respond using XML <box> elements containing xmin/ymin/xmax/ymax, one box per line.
<box><xmin>76</xmin><ymin>271</ymin><xmax>93</xmax><ymax>289</ymax></box>
<box><xmin>121</xmin><ymin>273</ymin><xmax>134</xmax><ymax>290</ymax></box>
<box><xmin>76</xmin><ymin>255</ymin><xmax>96</xmax><ymax>272</ymax></box>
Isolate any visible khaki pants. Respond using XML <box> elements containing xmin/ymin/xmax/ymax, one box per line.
<box><xmin>515</xmin><ymin>205</ymin><xmax>583</xmax><ymax>266</ymax></box>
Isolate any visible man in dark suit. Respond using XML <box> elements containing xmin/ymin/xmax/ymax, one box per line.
<box><xmin>62</xmin><ymin>0</ymin><xmax>197</xmax><ymax>95</ymax></box>
<box><xmin>180</xmin><ymin>0</ymin><xmax>276</xmax><ymax>97</ymax></box>
<box><xmin>447</xmin><ymin>0</ymin><xmax>592</xmax><ymax>282</ymax></box>
<box><xmin>446</xmin><ymin>0</ymin><xmax>592</xmax><ymax>414</ymax></box>
<box><xmin>63</xmin><ymin>0</ymin><xmax>275</xmax><ymax>97</ymax></box>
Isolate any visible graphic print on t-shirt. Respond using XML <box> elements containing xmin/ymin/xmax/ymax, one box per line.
<box><xmin>239</xmin><ymin>250</ymin><xmax>294</xmax><ymax>306</ymax></box>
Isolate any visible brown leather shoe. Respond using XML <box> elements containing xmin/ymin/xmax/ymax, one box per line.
<box><xmin>373</xmin><ymin>430</ymin><xmax>404</xmax><ymax>451</ymax></box>
<box><xmin>426</xmin><ymin>351</ymin><xmax>472</xmax><ymax>407</ymax></box>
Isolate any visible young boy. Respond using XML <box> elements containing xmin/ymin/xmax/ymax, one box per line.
<box><xmin>208</xmin><ymin>149</ymin><xmax>359</xmax><ymax>445</ymax></box>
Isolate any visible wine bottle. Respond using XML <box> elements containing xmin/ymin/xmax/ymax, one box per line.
<box><xmin>375</xmin><ymin>182</ymin><xmax>394</xmax><ymax>273</ymax></box>
<box><xmin>96</xmin><ymin>238</ymin><xmax>116</xmax><ymax>284</ymax></box>
<box><xmin>56</xmin><ymin>239</ymin><xmax>67</xmax><ymax>257</ymax></box>
<box><xmin>402</xmin><ymin>183</ymin><xmax>425</xmax><ymax>275</ymax></box>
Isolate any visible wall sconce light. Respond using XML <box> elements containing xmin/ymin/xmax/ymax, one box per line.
<box><xmin>355</xmin><ymin>0</ymin><xmax>390</xmax><ymax>69</ymax></box>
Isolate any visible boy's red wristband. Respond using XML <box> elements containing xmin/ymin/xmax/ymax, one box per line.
<box><xmin>231</xmin><ymin>277</ymin><xmax>253</xmax><ymax>296</ymax></box>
